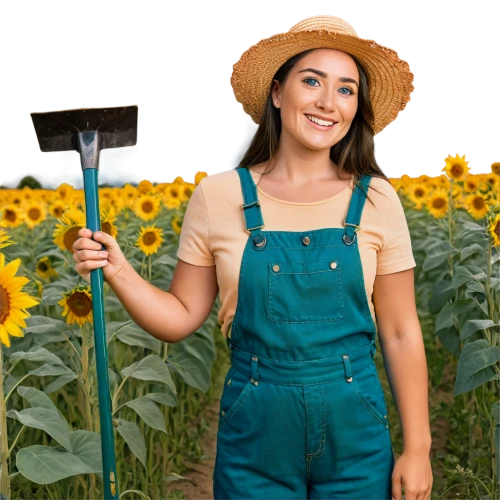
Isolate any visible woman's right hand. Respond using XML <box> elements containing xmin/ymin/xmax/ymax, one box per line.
<box><xmin>73</xmin><ymin>228</ymin><xmax>129</xmax><ymax>284</ymax></box>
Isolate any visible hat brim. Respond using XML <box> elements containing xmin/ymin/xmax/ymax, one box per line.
<box><xmin>231</xmin><ymin>29</ymin><xmax>414</xmax><ymax>135</ymax></box>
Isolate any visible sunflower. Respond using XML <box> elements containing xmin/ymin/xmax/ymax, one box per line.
<box><xmin>0</xmin><ymin>253</ymin><xmax>39</xmax><ymax>347</ymax></box>
<box><xmin>23</xmin><ymin>201</ymin><xmax>47</xmax><ymax>229</ymax></box>
<box><xmin>53</xmin><ymin>208</ymin><xmax>86</xmax><ymax>252</ymax></box>
<box><xmin>426</xmin><ymin>190</ymin><xmax>449</xmax><ymax>219</ymax></box>
<box><xmin>56</xmin><ymin>183</ymin><xmax>75</xmax><ymax>202</ymax></box>
<box><xmin>136</xmin><ymin>226</ymin><xmax>164</xmax><ymax>256</ymax></box>
<box><xmin>441</xmin><ymin>153</ymin><xmax>471</xmax><ymax>182</ymax></box>
<box><xmin>121</xmin><ymin>183</ymin><xmax>138</xmax><ymax>208</ymax></box>
<box><xmin>133</xmin><ymin>194</ymin><xmax>161</xmax><ymax>221</ymax></box>
<box><xmin>465</xmin><ymin>193</ymin><xmax>491</xmax><ymax>220</ymax></box>
<box><xmin>163</xmin><ymin>184</ymin><xmax>184</xmax><ymax>210</ymax></box>
<box><xmin>195</xmin><ymin>171</ymin><xmax>208</xmax><ymax>185</ymax></box>
<box><xmin>491</xmin><ymin>162</ymin><xmax>500</xmax><ymax>176</ymax></box>
<box><xmin>408</xmin><ymin>183</ymin><xmax>429</xmax><ymax>210</ymax></box>
<box><xmin>488</xmin><ymin>214</ymin><xmax>500</xmax><ymax>247</ymax></box>
<box><xmin>463</xmin><ymin>175</ymin><xmax>480</xmax><ymax>193</ymax></box>
<box><xmin>35</xmin><ymin>257</ymin><xmax>58</xmax><ymax>279</ymax></box>
<box><xmin>0</xmin><ymin>229</ymin><xmax>13</xmax><ymax>250</ymax></box>
<box><xmin>171</xmin><ymin>215</ymin><xmax>182</xmax><ymax>236</ymax></box>
<box><xmin>58</xmin><ymin>285</ymin><xmax>93</xmax><ymax>326</ymax></box>
<box><xmin>1</xmin><ymin>204</ymin><xmax>24</xmax><ymax>228</ymax></box>
<box><xmin>49</xmin><ymin>200</ymin><xmax>67</xmax><ymax>219</ymax></box>
<box><xmin>137</xmin><ymin>179</ymin><xmax>154</xmax><ymax>194</ymax></box>
<box><xmin>483</xmin><ymin>173</ymin><xmax>498</xmax><ymax>191</ymax></box>
<box><xmin>100</xmin><ymin>207</ymin><xmax>118</xmax><ymax>238</ymax></box>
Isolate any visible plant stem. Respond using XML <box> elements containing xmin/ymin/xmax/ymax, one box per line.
<box><xmin>0</xmin><ymin>345</ymin><xmax>11</xmax><ymax>498</ymax></box>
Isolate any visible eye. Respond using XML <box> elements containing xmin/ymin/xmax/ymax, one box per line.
<box><xmin>302</xmin><ymin>76</ymin><xmax>354</xmax><ymax>95</ymax></box>
<box><xmin>302</xmin><ymin>77</ymin><xmax>320</xmax><ymax>86</ymax></box>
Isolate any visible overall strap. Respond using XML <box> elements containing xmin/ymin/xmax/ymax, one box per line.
<box><xmin>237</xmin><ymin>167</ymin><xmax>266</xmax><ymax>247</ymax></box>
<box><xmin>343</xmin><ymin>174</ymin><xmax>372</xmax><ymax>246</ymax></box>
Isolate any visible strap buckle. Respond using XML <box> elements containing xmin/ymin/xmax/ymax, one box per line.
<box><xmin>344</xmin><ymin>221</ymin><xmax>360</xmax><ymax>232</ymax></box>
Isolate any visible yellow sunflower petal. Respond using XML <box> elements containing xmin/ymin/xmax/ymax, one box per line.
<box><xmin>7</xmin><ymin>293</ymin><xmax>39</xmax><ymax>309</ymax></box>
<box><xmin>2</xmin><ymin>258</ymin><xmax>21</xmax><ymax>281</ymax></box>
<box><xmin>4</xmin><ymin>317</ymin><xmax>24</xmax><ymax>338</ymax></box>
<box><xmin>0</xmin><ymin>324</ymin><xmax>11</xmax><ymax>348</ymax></box>
<box><xmin>8</xmin><ymin>308</ymin><xmax>28</xmax><ymax>328</ymax></box>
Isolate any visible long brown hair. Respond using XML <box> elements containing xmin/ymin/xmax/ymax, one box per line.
<box><xmin>235</xmin><ymin>48</ymin><xmax>391</xmax><ymax>207</ymax></box>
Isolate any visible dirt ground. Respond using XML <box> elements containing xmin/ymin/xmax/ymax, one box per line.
<box><xmin>164</xmin><ymin>398</ymin><xmax>220</xmax><ymax>500</ymax></box>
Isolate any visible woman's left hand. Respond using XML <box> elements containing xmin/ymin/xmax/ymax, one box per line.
<box><xmin>391</xmin><ymin>448</ymin><xmax>433</xmax><ymax>500</ymax></box>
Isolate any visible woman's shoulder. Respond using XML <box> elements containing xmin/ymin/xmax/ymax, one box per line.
<box><xmin>197</xmin><ymin>168</ymin><xmax>245</xmax><ymax>206</ymax></box>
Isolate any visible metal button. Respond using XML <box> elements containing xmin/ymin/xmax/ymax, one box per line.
<box><xmin>343</xmin><ymin>354</ymin><xmax>349</xmax><ymax>359</ymax></box>
<box><xmin>302</xmin><ymin>236</ymin><xmax>310</xmax><ymax>245</ymax></box>
<box><xmin>346</xmin><ymin>376</ymin><xmax>353</xmax><ymax>382</ymax></box>
<box><xmin>272</xmin><ymin>264</ymin><xmax>280</xmax><ymax>272</ymax></box>
<box><xmin>252</xmin><ymin>356</ymin><xmax>258</xmax><ymax>361</ymax></box>
<box><xmin>329</xmin><ymin>261</ymin><xmax>337</xmax><ymax>269</ymax></box>
<box><xmin>221</xmin><ymin>410</ymin><xmax>225</xmax><ymax>416</ymax></box>
<box><xmin>227</xmin><ymin>379</ymin><xmax>232</xmax><ymax>386</ymax></box>
<box><xmin>384</xmin><ymin>415</ymin><xmax>387</xmax><ymax>419</ymax></box>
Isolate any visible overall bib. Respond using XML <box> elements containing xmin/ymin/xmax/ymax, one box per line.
<box><xmin>213</xmin><ymin>167</ymin><xmax>395</xmax><ymax>500</ymax></box>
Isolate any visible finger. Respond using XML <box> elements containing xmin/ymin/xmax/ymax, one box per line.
<box><xmin>93</xmin><ymin>231</ymin><xmax>119</xmax><ymax>251</ymax></box>
<box><xmin>74</xmin><ymin>249</ymin><xmax>109</xmax><ymax>263</ymax></box>
<box><xmin>78</xmin><ymin>228</ymin><xmax>93</xmax><ymax>239</ymax></box>
<box><xmin>76</xmin><ymin>259</ymin><xmax>108</xmax><ymax>276</ymax></box>
<box><xmin>73</xmin><ymin>237</ymin><xmax>102</xmax><ymax>252</ymax></box>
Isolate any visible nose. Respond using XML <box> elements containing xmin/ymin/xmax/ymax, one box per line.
<box><xmin>315</xmin><ymin>86</ymin><xmax>337</xmax><ymax>113</ymax></box>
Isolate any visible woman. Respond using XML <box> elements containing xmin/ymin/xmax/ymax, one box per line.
<box><xmin>73</xmin><ymin>15</ymin><xmax>432</xmax><ymax>500</ymax></box>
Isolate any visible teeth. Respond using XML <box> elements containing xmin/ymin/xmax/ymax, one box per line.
<box><xmin>306</xmin><ymin>114</ymin><xmax>335</xmax><ymax>126</ymax></box>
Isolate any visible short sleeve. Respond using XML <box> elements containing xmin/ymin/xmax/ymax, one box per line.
<box><xmin>176</xmin><ymin>178</ymin><xmax>215</xmax><ymax>266</ymax></box>
<box><xmin>376</xmin><ymin>187</ymin><xmax>417</xmax><ymax>275</ymax></box>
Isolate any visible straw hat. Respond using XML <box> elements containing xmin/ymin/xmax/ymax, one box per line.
<box><xmin>230</xmin><ymin>15</ymin><xmax>414</xmax><ymax>135</ymax></box>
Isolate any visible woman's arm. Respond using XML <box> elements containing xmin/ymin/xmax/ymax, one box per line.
<box><xmin>373</xmin><ymin>267</ymin><xmax>431</xmax><ymax>451</ymax></box>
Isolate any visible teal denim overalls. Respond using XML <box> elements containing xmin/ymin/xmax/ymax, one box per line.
<box><xmin>213</xmin><ymin>167</ymin><xmax>395</xmax><ymax>499</ymax></box>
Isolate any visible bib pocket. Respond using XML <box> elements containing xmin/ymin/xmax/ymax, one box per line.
<box><xmin>218</xmin><ymin>365</ymin><xmax>255</xmax><ymax>429</ymax></box>
<box><xmin>268</xmin><ymin>259</ymin><xmax>344</xmax><ymax>323</ymax></box>
<box><xmin>351</xmin><ymin>361</ymin><xmax>390</xmax><ymax>430</ymax></box>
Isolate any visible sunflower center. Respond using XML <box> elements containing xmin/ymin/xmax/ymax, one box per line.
<box><xmin>53</xmin><ymin>207</ymin><xmax>63</xmax><ymax>217</ymax></box>
<box><xmin>102</xmin><ymin>221</ymin><xmax>112</xmax><ymax>234</ymax></box>
<box><xmin>67</xmin><ymin>291</ymin><xmax>92</xmax><ymax>317</ymax></box>
<box><xmin>415</xmin><ymin>189</ymin><xmax>424</xmax><ymax>198</ymax></box>
<box><xmin>28</xmin><ymin>207</ymin><xmax>41</xmax><ymax>221</ymax></box>
<box><xmin>142</xmin><ymin>201</ymin><xmax>153</xmax><ymax>213</ymax></box>
<box><xmin>433</xmin><ymin>198</ymin><xmax>446</xmax><ymax>209</ymax></box>
<box><xmin>451</xmin><ymin>165</ymin><xmax>463</xmax><ymax>177</ymax></box>
<box><xmin>494</xmin><ymin>222</ymin><xmax>500</xmax><ymax>238</ymax></box>
<box><xmin>64</xmin><ymin>226</ymin><xmax>82</xmax><ymax>252</ymax></box>
<box><xmin>142</xmin><ymin>231</ymin><xmax>157</xmax><ymax>246</ymax></box>
<box><xmin>473</xmin><ymin>197</ymin><xmax>485</xmax><ymax>210</ymax></box>
<box><xmin>0</xmin><ymin>285</ymin><xmax>9</xmax><ymax>324</ymax></box>
<box><xmin>5</xmin><ymin>209</ymin><xmax>16</xmax><ymax>222</ymax></box>
<box><xmin>38</xmin><ymin>261</ymin><xmax>48</xmax><ymax>272</ymax></box>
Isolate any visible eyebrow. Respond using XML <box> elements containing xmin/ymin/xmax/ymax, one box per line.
<box><xmin>297</xmin><ymin>68</ymin><xmax>359</xmax><ymax>87</ymax></box>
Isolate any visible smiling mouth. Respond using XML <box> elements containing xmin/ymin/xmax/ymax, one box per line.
<box><xmin>304</xmin><ymin>115</ymin><xmax>338</xmax><ymax>129</ymax></box>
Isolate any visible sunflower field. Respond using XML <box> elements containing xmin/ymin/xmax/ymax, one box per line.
<box><xmin>0</xmin><ymin>155</ymin><xmax>499</xmax><ymax>499</ymax></box>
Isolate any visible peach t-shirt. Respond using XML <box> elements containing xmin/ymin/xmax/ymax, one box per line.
<box><xmin>176</xmin><ymin>168</ymin><xmax>416</xmax><ymax>339</ymax></box>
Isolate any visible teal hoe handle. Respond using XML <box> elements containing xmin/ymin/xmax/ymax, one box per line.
<box><xmin>79</xmin><ymin>132</ymin><xmax>119</xmax><ymax>499</ymax></box>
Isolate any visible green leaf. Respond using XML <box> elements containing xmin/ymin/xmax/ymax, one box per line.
<box><xmin>107</xmin><ymin>321</ymin><xmax>162</xmax><ymax>354</ymax></box>
<box><xmin>44</xmin><ymin>372</ymin><xmax>79</xmax><ymax>394</ymax></box>
<box><xmin>452</xmin><ymin>266</ymin><xmax>474</xmax><ymax>288</ymax></box>
<box><xmin>144</xmin><ymin>391</ymin><xmax>178</xmax><ymax>407</ymax></box>
<box><xmin>115</xmin><ymin>418</ymin><xmax>147</xmax><ymax>469</ymax></box>
<box><xmin>436</xmin><ymin>326</ymin><xmax>461</xmax><ymax>357</ymax></box>
<box><xmin>10</xmin><ymin>346</ymin><xmax>66</xmax><ymax>366</ymax></box>
<box><xmin>7</xmin><ymin>386</ymin><xmax>72</xmax><ymax>451</ymax></box>
<box><xmin>454</xmin><ymin>339</ymin><xmax>500</xmax><ymax>396</ymax></box>
<box><xmin>16</xmin><ymin>431</ymin><xmax>102</xmax><ymax>484</ymax></box>
<box><xmin>23</xmin><ymin>316</ymin><xmax>68</xmax><ymax>336</ymax></box>
<box><xmin>422</xmin><ymin>241</ymin><xmax>455</xmax><ymax>272</ymax></box>
<box><xmin>17</xmin><ymin>386</ymin><xmax>59</xmax><ymax>410</ymax></box>
<box><xmin>169</xmin><ymin>330</ymin><xmax>216</xmax><ymax>392</ymax></box>
<box><xmin>460</xmin><ymin>319</ymin><xmax>499</xmax><ymax>341</ymax></box>
<box><xmin>124</xmin><ymin>397</ymin><xmax>167</xmax><ymax>433</ymax></box>
<box><xmin>121</xmin><ymin>355</ymin><xmax>176</xmax><ymax>394</ymax></box>
<box><xmin>429</xmin><ymin>279</ymin><xmax>455</xmax><ymax>314</ymax></box>
<box><xmin>7</xmin><ymin>408</ymin><xmax>72</xmax><ymax>452</ymax></box>
<box><xmin>460</xmin><ymin>243</ymin><xmax>486</xmax><ymax>262</ymax></box>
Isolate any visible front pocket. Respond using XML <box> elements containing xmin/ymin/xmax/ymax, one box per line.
<box><xmin>218</xmin><ymin>365</ymin><xmax>255</xmax><ymax>429</ymax></box>
<box><xmin>351</xmin><ymin>361</ymin><xmax>390</xmax><ymax>430</ymax></box>
<box><xmin>268</xmin><ymin>259</ymin><xmax>344</xmax><ymax>323</ymax></box>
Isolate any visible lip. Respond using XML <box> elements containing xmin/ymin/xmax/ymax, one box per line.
<box><xmin>305</xmin><ymin>113</ymin><xmax>337</xmax><ymax>122</ymax></box>
<box><xmin>304</xmin><ymin>114</ymin><xmax>337</xmax><ymax>131</ymax></box>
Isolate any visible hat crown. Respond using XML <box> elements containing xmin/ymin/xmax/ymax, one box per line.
<box><xmin>289</xmin><ymin>15</ymin><xmax>358</xmax><ymax>38</ymax></box>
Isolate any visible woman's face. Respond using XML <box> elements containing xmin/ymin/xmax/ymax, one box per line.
<box><xmin>272</xmin><ymin>48</ymin><xmax>359</xmax><ymax>151</ymax></box>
